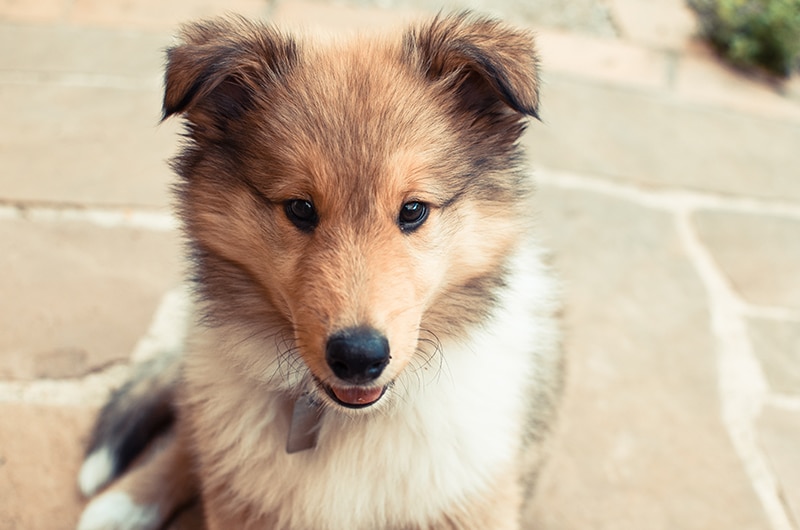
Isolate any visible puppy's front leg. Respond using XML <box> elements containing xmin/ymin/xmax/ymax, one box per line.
<box><xmin>202</xmin><ymin>487</ymin><xmax>278</xmax><ymax>530</ymax></box>
<box><xmin>433</xmin><ymin>468</ymin><xmax>525</xmax><ymax>530</ymax></box>
<box><xmin>77</xmin><ymin>431</ymin><xmax>196</xmax><ymax>530</ymax></box>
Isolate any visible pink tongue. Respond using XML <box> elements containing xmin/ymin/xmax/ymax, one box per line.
<box><xmin>331</xmin><ymin>386</ymin><xmax>383</xmax><ymax>406</ymax></box>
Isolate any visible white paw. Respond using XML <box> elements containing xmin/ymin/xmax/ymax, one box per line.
<box><xmin>77</xmin><ymin>492</ymin><xmax>159</xmax><ymax>530</ymax></box>
<box><xmin>78</xmin><ymin>447</ymin><xmax>115</xmax><ymax>497</ymax></box>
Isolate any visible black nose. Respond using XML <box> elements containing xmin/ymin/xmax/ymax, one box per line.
<box><xmin>325</xmin><ymin>327</ymin><xmax>390</xmax><ymax>384</ymax></box>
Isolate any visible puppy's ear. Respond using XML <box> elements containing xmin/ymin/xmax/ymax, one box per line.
<box><xmin>404</xmin><ymin>12</ymin><xmax>540</xmax><ymax>119</ymax></box>
<box><xmin>162</xmin><ymin>18</ymin><xmax>298</xmax><ymax>125</ymax></box>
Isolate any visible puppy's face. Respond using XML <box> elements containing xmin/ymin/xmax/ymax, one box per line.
<box><xmin>164</xmin><ymin>15</ymin><xmax>540</xmax><ymax>411</ymax></box>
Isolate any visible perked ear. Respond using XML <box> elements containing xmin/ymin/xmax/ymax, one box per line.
<box><xmin>403</xmin><ymin>12</ymin><xmax>540</xmax><ymax>119</ymax></box>
<box><xmin>162</xmin><ymin>17</ymin><xmax>298</xmax><ymax>124</ymax></box>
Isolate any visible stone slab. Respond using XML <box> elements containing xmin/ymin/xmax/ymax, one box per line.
<box><xmin>757</xmin><ymin>406</ymin><xmax>800</xmax><ymax>524</ymax></box>
<box><xmin>0</xmin><ymin>21</ymin><xmax>181</xmax><ymax>208</ymax></box>
<box><xmin>674</xmin><ymin>43</ymin><xmax>800</xmax><ymax>122</ymax></box>
<box><xmin>0</xmin><ymin>218</ymin><xmax>182</xmax><ymax>380</ymax></box>
<box><xmin>524</xmin><ymin>76</ymin><xmax>800</xmax><ymax>202</ymax></box>
<box><xmin>785</xmin><ymin>73</ymin><xmax>800</xmax><ymax>104</ymax></box>
<box><xmin>536</xmin><ymin>30</ymin><xmax>669</xmax><ymax>91</ymax></box>
<box><xmin>270</xmin><ymin>0</ymin><xmax>419</xmax><ymax>31</ymax></box>
<box><xmin>68</xmin><ymin>0</ymin><xmax>270</xmax><ymax>30</ymax></box>
<box><xmin>525</xmin><ymin>185</ymin><xmax>770</xmax><ymax>529</ymax></box>
<box><xmin>748</xmin><ymin>319</ymin><xmax>800</xmax><ymax>394</ymax></box>
<box><xmin>0</xmin><ymin>23</ymin><xmax>170</xmax><ymax>79</ymax></box>
<box><xmin>0</xmin><ymin>83</ymin><xmax>179</xmax><ymax>207</ymax></box>
<box><xmin>607</xmin><ymin>0</ymin><xmax>697</xmax><ymax>51</ymax></box>
<box><xmin>0</xmin><ymin>0</ymin><xmax>67</xmax><ymax>23</ymax></box>
<box><xmin>0</xmin><ymin>403</ymin><xmax>95</xmax><ymax>530</ymax></box>
<box><xmin>692</xmin><ymin>211</ymin><xmax>800</xmax><ymax>311</ymax></box>
<box><xmin>319</xmin><ymin>0</ymin><xmax>617</xmax><ymax>36</ymax></box>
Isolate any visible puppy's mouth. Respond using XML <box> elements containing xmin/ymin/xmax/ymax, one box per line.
<box><xmin>319</xmin><ymin>381</ymin><xmax>388</xmax><ymax>409</ymax></box>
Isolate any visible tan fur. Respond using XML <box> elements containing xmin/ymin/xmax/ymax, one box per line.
<box><xmin>122</xmin><ymin>435</ymin><xmax>194</xmax><ymax>516</ymax></box>
<box><xmin>79</xmin><ymin>13</ymin><xmax>562</xmax><ymax>530</ymax></box>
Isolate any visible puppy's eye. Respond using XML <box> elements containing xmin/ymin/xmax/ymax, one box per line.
<box><xmin>285</xmin><ymin>199</ymin><xmax>318</xmax><ymax>232</ymax></box>
<box><xmin>398</xmin><ymin>201</ymin><xmax>428</xmax><ymax>232</ymax></box>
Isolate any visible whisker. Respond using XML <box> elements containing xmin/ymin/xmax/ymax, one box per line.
<box><xmin>406</xmin><ymin>327</ymin><xmax>448</xmax><ymax>388</ymax></box>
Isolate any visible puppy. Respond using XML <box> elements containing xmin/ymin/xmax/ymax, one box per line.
<box><xmin>77</xmin><ymin>12</ymin><xmax>563</xmax><ymax>530</ymax></box>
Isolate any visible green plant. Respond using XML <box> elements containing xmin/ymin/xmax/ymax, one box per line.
<box><xmin>688</xmin><ymin>0</ymin><xmax>800</xmax><ymax>76</ymax></box>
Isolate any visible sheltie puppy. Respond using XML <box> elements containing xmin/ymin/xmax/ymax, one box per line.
<box><xmin>76</xmin><ymin>12</ymin><xmax>563</xmax><ymax>530</ymax></box>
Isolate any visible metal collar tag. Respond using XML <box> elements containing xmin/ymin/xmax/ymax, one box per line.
<box><xmin>286</xmin><ymin>394</ymin><xmax>323</xmax><ymax>454</ymax></box>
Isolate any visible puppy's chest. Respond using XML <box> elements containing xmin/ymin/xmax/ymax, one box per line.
<box><xmin>200</xmin><ymin>380</ymin><xmax>522</xmax><ymax>528</ymax></box>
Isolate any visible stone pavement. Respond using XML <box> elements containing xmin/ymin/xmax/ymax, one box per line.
<box><xmin>1</xmin><ymin>0</ymin><xmax>799</xmax><ymax>528</ymax></box>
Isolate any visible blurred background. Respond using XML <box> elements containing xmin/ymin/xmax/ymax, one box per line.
<box><xmin>1</xmin><ymin>0</ymin><xmax>799</xmax><ymax>528</ymax></box>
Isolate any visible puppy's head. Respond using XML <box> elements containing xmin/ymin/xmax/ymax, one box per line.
<box><xmin>164</xmin><ymin>13</ymin><xmax>540</xmax><ymax>411</ymax></box>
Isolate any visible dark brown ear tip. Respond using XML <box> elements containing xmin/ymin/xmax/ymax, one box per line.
<box><xmin>161</xmin><ymin>105</ymin><xmax>177</xmax><ymax>121</ymax></box>
<box><xmin>160</xmin><ymin>19</ymin><xmax>299</xmax><ymax>125</ymax></box>
<box><xmin>404</xmin><ymin>11</ymin><xmax>541</xmax><ymax>118</ymax></box>
<box><xmin>499</xmin><ymin>92</ymin><xmax>540</xmax><ymax>119</ymax></box>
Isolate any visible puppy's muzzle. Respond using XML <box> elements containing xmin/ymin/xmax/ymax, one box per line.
<box><xmin>325</xmin><ymin>327</ymin><xmax>390</xmax><ymax>384</ymax></box>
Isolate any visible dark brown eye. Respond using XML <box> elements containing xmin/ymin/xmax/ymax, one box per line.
<box><xmin>398</xmin><ymin>201</ymin><xmax>428</xmax><ymax>232</ymax></box>
<box><xmin>285</xmin><ymin>199</ymin><xmax>318</xmax><ymax>232</ymax></box>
